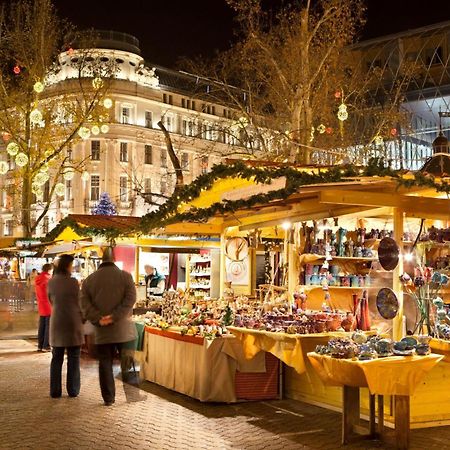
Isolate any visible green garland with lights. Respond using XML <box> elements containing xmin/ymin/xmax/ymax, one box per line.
<box><xmin>45</xmin><ymin>158</ymin><xmax>450</xmax><ymax>242</ymax></box>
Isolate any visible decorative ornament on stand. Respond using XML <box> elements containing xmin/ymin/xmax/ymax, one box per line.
<box><xmin>54</xmin><ymin>183</ymin><xmax>66</xmax><ymax>197</ymax></box>
<box><xmin>100</xmin><ymin>124</ymin><xmax>109</xmax><ymax>134</ymax></box>
<box><xmin>103</xmin><ymin>98</ymin><xmax>113</xmax><ymax>109</ymax></box>
<box><xmin>15</xmin><ymin>152</ymin><xmax>29</xmax><ymax>167</ymax></box>
<box><xmin>92</xmin><ymin>77</ymin><xmax>103</xmax><ymax>90</ymax></box>
<box><xmin>6</xmin><ymin>142</ymin><xmax>19</xmax><ymax>156</ymax></box>
<box><xmin>78</xmin><ymin>126</ymin><xmax>91</xmax><ymax>140</ymax></box>
<box><xmin>33</xmin><ymin>81</ymin><xmax>45</xmax><ymax>94</ymax></box>
<box><xmin>91</xmin><ymin>125</ymin><xmax>100</xmax><ymax>136</ymax></box>
<box><xmin>30</xmin><ymin>109</ymin><xmax>43</xmax><ymax>125</ymax></box>
<box><xmin>63</xmin><ymin>168</ymin><xmax>75</xmax><ymax>181</ymax></box>
<box><xmin>0</xmin><ymin>161</ymin><xmax>8</xmax><ymax>175</ymax></box>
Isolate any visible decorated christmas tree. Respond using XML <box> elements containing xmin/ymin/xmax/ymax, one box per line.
<box><xmin>91</xmin><ymin>192</ymin><xmax>117</xmax><ymax>216</ymax></box>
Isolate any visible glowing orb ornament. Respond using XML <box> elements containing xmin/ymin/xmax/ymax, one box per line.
<box><xmin>81</xmin><ymin>171</ymin><xmax>90</xmax><ymax>181</ymax></box>
<box><xmin>103</xmin><ymin>98</ymin><xmax>113</xmax><ymax>109</ymax></box>
<box><xmin>78</xmin><ymin>127</ymin><xmax>91</xmax><ymax>140</ymax></box>
<box><xmin>44</xmin><ymin>149</ymin><xmax>53</xmax><ymax>158</ymax></box>
<box><xmin>33</xmin><ymin>81</ymin><xmax>44</xmax><ymax>93</ymax></box>
<box><xmin>2</xmin><ymin>132</ymin><xmax>11</xmax><ymax>142</ymax></box>
<box><xmin>55</xmin><ymin>183</ymin><xmax>65</xmax><ymax>197</ymax></box>
<box><xmin>32</xmin><ymin>183</ymin><xmax>43</xmax><ymax>196</ymax></box>
<box><xmin>317</xmin><ymin>124</ymin><xmax>326</xmax><ymax>134</ymax></box>
<box><xmin>337</xmin><ymin>103</ymin><xmax>348</xmax><ymax>122</ymax></box>
<box><xmin>39</xmin><ymin>163</ymin><xmax>49</xmax><ymax>173</ymax></box>
<box><xmin>7</xmin><ymin>142</ymin><xmax>20</xmax><ymax>156</ymax></box>
<box><xmin>390</xmin><ymin>128</ymin><xmax>398</xmax><ymax>137</ymax></box>
<box><xmin>91</xmin><ymin>125</ymin><xmax>100</xmax><ymax>135</ymax></box>
<box><xmin>100</xmin><ymin>124</ymin><xmax>109</xmax><ymax>134</ymax></box>
<box><xmin>34</xmin><ymin>172</ymin><xmax>49</xmax><ymax>186</ymax></box>
<box><xmin>15</xmin><ymin>152</ymin><xmax>29</xmax><ymax>167</ymax></box>
<box><xmin>92</xmin><ymin>77</ymin><xmax>103</xmax><ymax>90</ymax></box>
<box><xmin>374</xmin><ymin>135</ymin><xmax>384</xmax><ymax>146</ymax></box>
<box><xmin>13</xmin><ymin>65</ymin><xmax>21</xmax><ymax>75</ymax></box>
<box><xmin>0</xmin><ymin>161</ymin><xmax>8</xmax><ymax>175</ymax></box>
<box><xmin>30</xmin><ymin>109</ymin><xmax>43</xmax><ymax>125</ymax></box>
<box><xmin>63</xmin><ymin>168</ymin><xmax>75</xmax><ymax>181</ymax></box>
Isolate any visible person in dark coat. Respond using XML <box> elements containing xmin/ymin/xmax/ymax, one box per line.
<box><xmin>47</xmin><ymin>254</ymin><xmax>83</xmax><ymax>398</ymax></box>
<box><xmin>35</xmin><ymin>264</ymin><xmax>53</xmax><ymax>351</ymax></box>
<box><xmin>144</xmin><ymin>264</ymin><xmax>166</xmax><ymax>297</ymax></box>
<box><xmin>80</xmin><ymin>247</ymin><xmax>136</xmax><ymax>406</ymax></box>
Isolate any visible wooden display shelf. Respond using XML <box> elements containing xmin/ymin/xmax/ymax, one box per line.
<box><xmin>303</xmin><ymin>285</ymin><xmax>377</xmax><ymax>290</ymax></box>
<box><xmin>190</xmin><ymin>272</ymin><xmax>211</xmax><ymax>277</ymax></box>
<box><xmin>190</xmin><ymin>284</ymin><xmax>211</xmax><ymax>289</ymax></box>
<box><xmin>301</xmin><ymin>254</ymin><xmax>375</xmax><ymax>263</ymax></box>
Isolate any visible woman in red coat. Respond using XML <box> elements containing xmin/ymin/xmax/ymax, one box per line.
<box><xmin>35</xmin><ymin>264</ymin><xmax>53</xmax><ymax>351</ymax></box>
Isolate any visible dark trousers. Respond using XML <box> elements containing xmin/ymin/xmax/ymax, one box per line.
<box><xmin>50</xmin><ymin>346</ymin><xmax>81</xmax><ymax>398</ymax></box>
<box><xmin>96</xmin><ymin>343</ymin><xmax>124</xmax><ymax>403</ymax></box>
<box><xmin>38</xmin><ymin>316</ymin><xmax>50</xmax><ymax>350</ymax></box>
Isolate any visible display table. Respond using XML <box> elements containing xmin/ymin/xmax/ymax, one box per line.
<box><xmin>307</xmin><ymin>353</ymin><xmax>443</xmax><ymax>449</ymax></box>
<box><xmin>228</xmin><ymin>326</ymin><xmax>356</xmax><ymax>374</ymax></box>
<box><xmin>141</xmin><ymin>326</ymin><xmax>279</xmax><ymax>402</ymax></box>
<box><xmin>430</xmin><ymin>338</ymin><xmax>450</xmax><ymax>362</ymax></box>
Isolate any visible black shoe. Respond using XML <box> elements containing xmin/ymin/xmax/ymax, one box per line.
<box><xmin>42</xmin><ymin>347</ymin><xmax>51</xmax><ymax>352</ymax></box>
<box><xmin>104</xmin><ymin>400</ymin><xmax>115</xmax><ymax>406</ymax></box>
<box><xmin>37</xmin><ymin>349</ymin><xmax>43</xmax><ymax>352</ymax></box>
<box><xmin>50</xmin><ymin>394</ymin><xmax>61</xmax><ymax>398</ymax></box>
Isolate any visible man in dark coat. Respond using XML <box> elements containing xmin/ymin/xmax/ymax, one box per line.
<box><xmin>80</xmin><ymin>248</ymin><xmax>136</xmax><ymax>406</ymax></box>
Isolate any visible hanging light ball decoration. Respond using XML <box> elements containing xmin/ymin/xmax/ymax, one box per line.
<box><xmin>0</xmin><ymin>161</ymin><xmax>8</xmax><ymax>175</ymax></box>
<box><xmin>15</xmin><ymin>152</ymin><xmax>29</xmax><ymax>167</ymax></box>
<box><xmin>34</xmin><ymin>172</ymin><xmax>49</xmax><ymax>186</ymax></box>
<box><xmin>55</xmin><ymin>183</ymin><xmax>65</xmax><ymax>197</ymax></box>
<box><xmin>337</xmin><ymin>103</ymin><xmax>348</xmax><ymax>121</ymax></box>
<box><xmin>6</xmin><ymin>142</ymin><xmax>20</xmax><ymax>156</ymax></box>
<box><xmin>32</xmin><ymin>183</ymin><xmax>43</xmax><ymax>197</ymax></box>
<box><xmin>33</xmin><ymin>81</ymin><xmax>45</xmax><ymax>94</ymax></box>
<box><xmin>326</xmin><ymin>127</ymin><xmax>333</xmax><ymax>134</ymax></box>
<box><xmin>63</xmin><ymin>168</ymin><xmax>75</xmax><ymax>181</ymax></box>
<box><xmin>91</xmin><ymin>125</ymin><xmax>100</xmax><ymax>136</ymax></box>
<box><xmin>374</xmin><ymin>135</ymin><xmax>384</xmax><ymax>146</ymax></box>
<box><xmin>390</xmin><ymin>128</ymin><xmax>398</xmax><ymax>137</ymax></box>
<box><xmin>2</xmin><ymin>132</ymin><xmax>11</xmax><ymax>142</ymax></box>
<box><xmin>30</xmin><ymin>108</ymin><xmax>43</xmax><ymax>125</ymax></box>
<box><xmin>78</xmin><ymin>126</ymin><xmax>91</xmax><ymax>140</ymax></box>
<box><xmin>81</xmin><ymin>171</ymin><xmax>90</xmax><ymax>182</ymax></box>
<box><xmin>103</xmin><ymin>98</ymin><xmax>113</xmax><ymax>109</ymax></box>
<box><xmin>39</xmin><ymin>163</ymin><xmax>49</xmax><ymax>173</ymax></box>
<box><xmin>317</xmin><ymin>124</ymin><xmax>326</xmax><ymax>134</ymax></box>
<box><xmin>100</xmin><ymin>124</ymin><xmax>109</xmax><ymax>134</ymax></box>
<box><xmin>92</xmin><ymin>77</ymin><xmax>104</xmax><ymax>90</ymax></box>
<box><xmin>13</xmin><ymin>65</ymin><xmax>21</xmax><ymax>75</ymax></box>
<box><xmin>334</xmin><ymin>90</ymin><xmax>342</xmax><ymax>99</ymax></box>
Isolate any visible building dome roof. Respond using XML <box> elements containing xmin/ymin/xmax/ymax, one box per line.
<box><xmin>432</xmin><ymin>132</ymin><xmax>449</xmax><ymax>154</ymax></box>
<box><xmin>421</xmin><ymin>153</ymin><xmax>450</xmax><ymax>177</ymax></box>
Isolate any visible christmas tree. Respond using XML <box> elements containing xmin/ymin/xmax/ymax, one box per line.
<box><xmin>91</xmin><ymin>192</ymin><xmax>117</xmax><ymax>216</ymax></box>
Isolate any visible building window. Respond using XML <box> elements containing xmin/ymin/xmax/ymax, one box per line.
<box><xmin>43</xmin><ymin>217</ymin><xmax>49</xmax><ymax>235</ymax></box>
<box><xmin>201</xmin><ymin>156</ymin><xmax>208</xmax><ymax>174</ymax></box>
<box><xmin>67</xmin><ymin>147</ymin><xmax>73</xmax><ymax>162</ymax></box>
<box><xmin>182</xmin><ymin>119</ymin><xmax>195</xmax><ymax>137</ymax></box>
<box><xmin>160</xmin><ymin>179</ymin><xmax>167</xmax><ymax>195</ymax></box>
<box><xmin>211</xmin><ymin>106</ymin><xmax>216</xmax><ymax>115</ymax></box>
<box><xmin>120</xmin><ymin>142</ymin><xmax>128</xmax><ymax>162</ymax></box>
<box><xmin>91</xmin><ymin>141</ymin><xmax>100</xmax><ymax>161</ymax></box>
<box><xmin>144</xmin><ymin>145</ymin><xmax>153</xmax><ymax>165</ymax></box>
<box><xmin>144</xmin><ymin>177</ymin><xmax>152</xmax><ymax>203</ymax></box>
<box><xmin>191</xmin><ymin>101</ymin><xmax>196</xmax><ymax>111</ymax></box>
<box><xmin>120</xmin><ymin>176</ymin><xmax>128</xmax><ymax>202</ymax></box>
<box><xmin>145</xmin><ymin>111</ymin><xmax>153</xmax><ymax>128</ymax></box>
<box><xmin>426</xmin><ymin>47</ymin><xmax>443</xmax><ymax>66</ymax></box>
<box><xmin>65</xmin><ymin>180</ymin><xmax>72</xmax><ymax>201</ymax></box>
<box><xmin>160</xmin><ymin>149</ymin><xmax>168</xmax><ymax>168</ymax></box>
<box><xmin>163</xmin><ymin>93</ymin><xmax>173</xmax><ymax>105</ymax></box>
<box><xmin>90</xmin><ymin>175</ymin><xmax>100</xmax><ymax>201</ymax></box>
<box><xmin>4</xmin><ymin>219</ymin><xmax>13</xmax><ymax>237</ymax></box>
<box><xmin>43</xmin><ymin>181</ymin><xmax>50</xmax><ymax>203</ymax></box>
<box><xmin>121</xmin><ymin>107</ymin><xmax>131</xmax><ymax>124</ymax></box>
<box><xmin>181</xmin><ymin>152</ymin><xmax>190</xmax><ymax>171</ymax></box>
<box><xmin>163</xmin><ymin>115</ymin><xmax>173</xmax><ymax>132</ymax></box>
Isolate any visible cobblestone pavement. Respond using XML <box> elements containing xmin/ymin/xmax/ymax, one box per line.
<box><xmin>1</xmin><ymin>340</ymin><xmax>450</xmax><ymax>450</ymax></box>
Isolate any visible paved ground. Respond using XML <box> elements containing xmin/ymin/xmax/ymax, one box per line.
<box><xmin>1</xmin><ymin>340</ymin><xmax>450</xmax><ymax>450</ymax></box>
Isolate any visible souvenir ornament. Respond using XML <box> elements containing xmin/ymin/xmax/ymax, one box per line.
<box><xmin>376</xmin><ymin>288</ymin><xmax>399</xmax><ymax>320</ymax></box>
<box><xmin>92</xmin><ymin>77</ymin><xmax>103</xmax><ymax>90</ymax></box>
<box><xmin>337</xmin><ymin>103</ymin><xmax>348</xmax><ymax>121</ymax></box>
<box><xmin>81</xmin><ymin>171</ymin><xmax>90</xmax><ymax>181</ymax></box>
<box><xmin>378</xmin><ymin>237</ymin><xmax>400</xmax><ymax>271</ymax></box>
<box><xmin>0</xmin><ymin>161</ymin><xmax>8</xmax><ymax>175</ymax></box>
<box><xmin>78</xmin><ymin>126</ymin><xmax>91</xmax><ymax>140</ymax></box>
<box><xmin>91</xmin><ymin>125</ymin><xmax>100</xmax><ymax>135</ymax></box>
<box><xmin>6</xmin><ymin>142</ymin><xmax>20</xmax><ymax>156</ymax></box>
<box><xmin>15</xmin><ymin>152</ymin><xmax>29</xmax><ymax>167</ymax></box>
<box><xmin>55</xmin><ymin>183</ymin><xmax>65</xmax><ymax>197</ymax></box>
<box><xmin>63</xmin><ymin>168</ymin><xmax>75</xmax><ymax>181</ymax></box>
<box><xmin>33</xmin><ymin>81</ymin><xmax>45</xmax><ymax>93</ymax></box>
<box><xmin>30</xmin><ymin>109</ymin><xmax>43</xmax><ymax>125</ymax></box>
<box><xmin>103</xmin><ymin>98</ymin><xmax>113</xmax><ymax>109</ymax></box>
<box><xmin>100</xmin><ymin>124</ymin><xmax>109</xmax><ymax>134</ymax></box>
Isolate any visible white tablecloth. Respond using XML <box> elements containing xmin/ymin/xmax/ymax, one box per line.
<box><xmin>141</xmin><ymin>330</ymin><xmax>266</xmax><ymax>402</ymax></box>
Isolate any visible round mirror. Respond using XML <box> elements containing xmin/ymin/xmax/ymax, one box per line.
<box><xmin>376</xmin><ymin>288</ymin><xmax>399</xmax><ymax>320</ymax></box>
<box><xmin>378</xmin><ymin>237</ymin><xmax>399</xmax><ymax>271</ymax></box>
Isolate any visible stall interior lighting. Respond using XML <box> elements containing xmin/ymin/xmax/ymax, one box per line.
<box><xmin>282</xmin><ymin>221</ymin><xmax>292</xmax><ymax>231</ymax></box>
<box><xmin>403</xmin><ymin>252</ymin><xmax>414</xmax><ymax>262</ymax></box>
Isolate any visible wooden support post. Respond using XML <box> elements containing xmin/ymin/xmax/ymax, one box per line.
<box><xmin>287</xmin><ymin>241</ymin><xmax>297</xmax><ymax>308</ymax></box>
<box><xmin>394</xmin><ymin>395</ymin><xmax>410</xmax><ymax>450</ymax></box>
<box><xmin>369</xmin><ymin>394</ymin><xmax>376</xmax><ymax>437</ymax></box>
<box><xmin>393</xmin><ymin>208</ymin><xmax>405</xmax><ymax>341</ymax></box>
<box><xmin>342</xmin><ymin>386</ymin><xmax>360</xmax><ymax>444</ymax></box>
<box><xmin>219</xmin><ymin>231</ymin><xmax>227</xmax><ymax>298</ymax></box>
<box><xmin>378</xmin><ymin>395</ymin><xmax>384</xmax><ymax>436</ymax></box>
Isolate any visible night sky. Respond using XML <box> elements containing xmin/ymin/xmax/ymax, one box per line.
<box><xmin>52</xmin><ymin>0</ymin><xmax>450</xmax><ymax>68</ymax></box>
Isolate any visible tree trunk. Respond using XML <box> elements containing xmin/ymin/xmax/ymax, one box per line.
<box><xmin>157</xmin><ymin>120</ymin><xmax>184</xmax><ymax>187</ymax></box>
<box><xmin>21</xmin><ymin>175</ymin><xmax>33</xmax><ymax>238</ymax></box>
